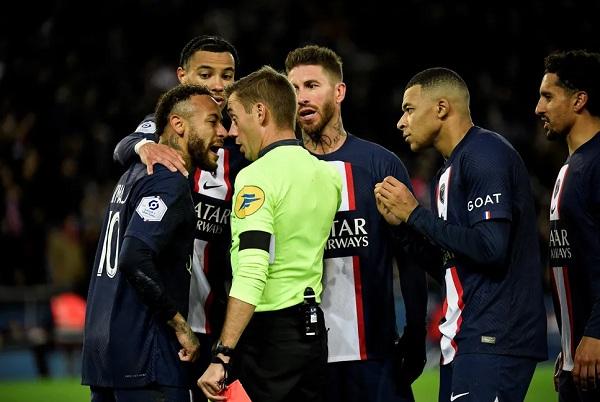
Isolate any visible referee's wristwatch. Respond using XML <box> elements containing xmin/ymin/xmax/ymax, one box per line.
<box><xmin>212</xmin><ymin>340</ymin><xmax>235</xmax><ymax>357</ymax></box>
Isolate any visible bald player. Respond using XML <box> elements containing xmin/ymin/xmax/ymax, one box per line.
<box><xmin>374</xmin><ymin>67</ymin><xmax>547</xmax><ymax>402</ymax></box>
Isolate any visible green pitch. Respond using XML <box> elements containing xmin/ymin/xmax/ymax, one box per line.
<box><xmin>412</xmin><ymin>363</ymin><xmax>556</xmax><ymax>402</ymax></box>
<box><xmin>0</xmin><ymin>364</ymin><xmax>556</xmax><ymax>402</ymax></box>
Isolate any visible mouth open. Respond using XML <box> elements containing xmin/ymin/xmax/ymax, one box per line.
<box><xmin>298</xmin><ymin>108</ymin><xmax>317</xmax><ymax>122</ymax></box>
<box><xmin>209</xmin><ymin>143</ymin><xmax>223</xmax><ymax>156</ymax></box>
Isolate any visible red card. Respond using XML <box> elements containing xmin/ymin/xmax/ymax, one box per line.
<box><xmin>222</xmin><ymin>380</ymin><xmax>252</xmax><ymax>402</ymax></box>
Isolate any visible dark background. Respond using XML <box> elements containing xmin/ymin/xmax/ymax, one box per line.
<box><xmin>0</xmin><ymin>0</ymin><xmax>598</xmax><ymax>363</ymax></box>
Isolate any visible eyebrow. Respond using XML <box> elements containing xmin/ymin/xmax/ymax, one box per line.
<box><xmin>196</xmin><ymin>65</ymin><xmax>235</xmax><ymax>71</ymax></box>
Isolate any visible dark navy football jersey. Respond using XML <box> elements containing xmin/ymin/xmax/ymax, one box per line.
<box><xmin>549</xmin><ymin>131</ymin><xmax>600</xmax><ymax>371</ymax></box>
<box><xmin>430</xmin><ymin>126</ymin><xmax>547</xmax><ymax>364</ymax></box>
<box><xmin>82</xmin><ymin>164</ymin><xmax>195</xmax><ymax>387</ymax></box>
<box><xmin>114</xmin><ymin>114</ymin><xmax>249</xmax><ymax>334</ymax></box>
<box><xmin>315</xmin><ymin>134</ymin><xmax>416</xmax><ymax>361</ymax></box>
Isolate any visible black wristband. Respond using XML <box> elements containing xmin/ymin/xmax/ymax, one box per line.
<box><xmin>212</xmin><ymin>340</ymin><xmax>235</xmax><ymax>357</ymax></box>
<box><xmin>211</xmin><ymin>355</ymin><xmax>230</xmax><ymax>366</ymax></box>
<box><xmin>211</xmin><ymin>355</ymin><xmax>230</xmax><ymax>385</ymax></box>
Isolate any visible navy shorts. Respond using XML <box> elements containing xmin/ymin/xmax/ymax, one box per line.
<box><xmin>90</xmin><ymin>384</ymin><xmax>190</xmax><ymax>402</ymax></box>
<box><xmin>326</xmin><ymin>358</ymin><xmax>414</xmax><ymax>402</ymax></box>
<box><xmin>439</xmin><ymin>354</ymin><xmax>537</xmax><ymax>402</ymax></box>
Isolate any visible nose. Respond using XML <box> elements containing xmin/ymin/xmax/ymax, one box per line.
<box><xmin>534</xmin><ymin>99</ymin><xmax>544</xmax><ymax>116</ymax></box>
<box><xmin>228</xmin><ymin>122</ymin><xmax>239</xmax><ymax>138</ymax></box>
<box><xmin>296</xmin><ymin>88</ymin><xmax>309</xmax><ymax>105</ymax></box>
<box><xmin>211</xmin><ymin>76</ymin><xmax>225</xmax><ymax>92</ymax></box>
<box><xmin>397</xmin><ymin>114</ymin><xmax>407</xmax><ymax>131</ymax></box>
<box><xmin>216</xmin><ymin>122</ymin><xmax>227</xmax><ymax>138</ymax></box>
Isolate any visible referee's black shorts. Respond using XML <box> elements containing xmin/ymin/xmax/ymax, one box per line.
<box><xmin>232</xmin><ymin>304</ymin><xmax>328</xmax><ymax>402</ymax></box>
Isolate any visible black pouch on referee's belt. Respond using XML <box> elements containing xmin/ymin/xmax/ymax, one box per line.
<box><xmin>302</xmin><ymin>287</ymin><xmax>319</xmax><ymax>338</ymax></box>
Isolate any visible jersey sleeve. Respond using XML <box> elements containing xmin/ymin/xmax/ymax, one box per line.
<box><xmin>584</xmin><ymin>159</ymin><xmax>600</xmax><ymax>338</ymax></box>
<box><xmin>124</xmin><ymin>171</ymin><xmax>190</xmax><ymax>252</ymax></box>
<box><xmin>113</xmin><ymin>115</ymin><xmax>158</xmax><ymax>167</ymax></box>
<box><xmin>229</xmin><ymin>170</ymin><xmax>274</xmax><ymax>305</ymax></box>
<box><xmin>461</xmin><ymin>142</ymin><xmax>513</xmax><ymax>226</ymax></box>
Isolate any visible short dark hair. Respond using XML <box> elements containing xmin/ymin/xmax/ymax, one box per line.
<box><xmin>225</xmin><ymin>66</ymin><xmax>297</xmax><ymax>130</ymax></box>
<box><xmin>544</xmin><ymin>49</ymin><xmax>600</xmax><ymax>117</ymax></box>
<box><xmin>154</xmin><ymin>84</ymin><xmax>212</xmax><ymax>135</ymax></box>
<box><xmin>285</xmin><ymin>45</ymin><xmax>343</xmax><ymax>82</ymax></box>
<box><xmin>179</xmin><ymin>35</ymin><xmax>239</xmax><ymax>71</ymax></box>
<box><xmin>406</xmin><ymin>67</ymin><xmax>470</xmax><ymax>102</ymax></box>
<box><xmin>406</xmin><ymin>67</ymin><xmax>468</xmax><ymax>92</ymax></box>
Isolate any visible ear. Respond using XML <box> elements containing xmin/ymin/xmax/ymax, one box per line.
<box><xmin>170</xmin><ymin>114</ymin><xmax>186</xmax><ymax>137</ymax></box>
<box><xmin>436</xmin><ymin>98</ymin><xmax>450</xmax><ymax>119</ymax></box>
<box><xmin>573</xmin><ymin>91</ymin><xmax>588</xmax><ymax>113</ymax></box>
<box><xmin>335</xmin><ymin>82</ymin><xmax>346</xmax><ymax>104</ymax></box>
<box><xmin>176</xmin><ymin>67</ymin><xmax>186</xmax><ymax>83</ymax></box>
<box><xmin>255</xmin><ymin>103</ymin><xmax>267</xmax><ymax>126</ymax></box>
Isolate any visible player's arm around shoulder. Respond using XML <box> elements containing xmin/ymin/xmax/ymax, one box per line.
<box><xmin>113</xmin><ymin>115</ymin><xmax>158</xmax><ymax>166</ymax></box>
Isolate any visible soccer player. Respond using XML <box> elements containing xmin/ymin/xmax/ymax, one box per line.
<box><xmin>112</xmin><ymin>35</ymin><xmax>249</xmax><ymax>389</ymax></box>
<box><xmin>375</xmin><ymin>67</ymin><xmax>547</xmax><ymax>402</ymax></box>
<box><xmin>198</xmin><ymin>66</ymin><xmax>342</xmax><ymax>402</ymax></box>
<box><xmin>285</xmin><ymin>45</ymin><xmax>428</xmax><ymax>402</ymax></box>
<box><xmin>535</xmin><ymin>49</ymin><xmax>600</xmax><ymax>401</ymax></box>
<box><xmin>82</xmin><ymin>84</ymin><xmax>225</xmax><ymax>401</ymax></box>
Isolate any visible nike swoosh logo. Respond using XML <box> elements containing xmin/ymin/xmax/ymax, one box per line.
<box><xmin>203</xmin><ymin>183</ymin><xmax>223</xmax><ymax>190</ymax></box>
<box><xmin>450</xmin><ymin>392</ymin><xmax>469</xmax><ymax>401</ymax></box>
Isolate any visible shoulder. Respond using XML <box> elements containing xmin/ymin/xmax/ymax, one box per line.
<box><xmin>140</xmin><ymin>165</ymin><xmax>190</xmax><ymax>194</ymax></box>
<box><xmin>348</xmin><ymin>134</ymin><xmax>401</xmax><ymax>160</ymax></box>
<box><xmin>578</xmin><ymin>134</ymin><xmax>600</xmax><ymax>168</ymax></box>
<box><xmin>344</xmin><ymin>134</ymin><xmax>408</xmax><ymax>176</ymax></box>
<box><xmin>460</xmin><ymin>128</ymin><xmax>520</xmax><ymax>167</ymax></box>
<box><xmin>235</xmin><ymin>162</ymin><xmax>268</xmax><ymax>188</ymax></box>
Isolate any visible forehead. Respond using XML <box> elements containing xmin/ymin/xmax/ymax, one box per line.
<box><xmin>190</xmin><ymin>94</ymin><xmax>220</xmax><ymax>115</ymax></box>
<box><xmin>403</xmin><ymin>85</ymin><xmax>424</xmax><ymax>104</ymax></box>
<box><xmin>540</xmin><ymin>73</ymin><xmax>562</xmax><ymax>91</ymax></box>
<box><xmin>287</xmin><ymin>64</ymin><xmax>329</xmax><ymax>83</ymax></box>
<box><xmin>187</xmin><ymin>50</ymin><xmax>235</xmax><ymax>71</ymax></box>
<box><xmin>226</xmin><ymin>95</ymin><xmax>244</xmax><ymax>112</ymax></box>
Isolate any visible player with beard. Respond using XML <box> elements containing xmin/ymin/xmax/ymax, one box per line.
<box><xmin>112</xmin><ymin>36</ymin><xmax>249</xmax><ymax>398</ymax></box>
<box><xmin>535</xmin><ymin>49</ymin><xmax>600</xmax><ymax>401</ymax></box>
<box><xmin>285</xmin><ymin>45</ymin><xmax>428</xmax><ymax>402</ymax></box>
<box><xmin>82</xmin><ymin>84</ymin><xmax>225</xmax><ymax>402</ymax></box>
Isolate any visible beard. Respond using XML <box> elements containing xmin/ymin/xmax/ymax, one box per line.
<box><xmin>544</xmin><ymin>123</ymin><xmax>568</xmax><ymax>142</ymax></box>
<box><xmin>545</xmin><ymin>128</ymin><xmax>565</xmax><ymax>142</ymax></box>
<box><xmin>298</xmin><ymin>99</ymin><xmax>335</xmax><ymax>142</ymax></box>
<box><xmin>188</xmin><ymin>129</ymin><xmax>217</xmax><ymax>171</ymax></box>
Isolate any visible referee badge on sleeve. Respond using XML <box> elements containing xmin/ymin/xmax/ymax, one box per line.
<box><xmin>234</xmin><ymin>186</ymin><xmax>265</xmax><ymax>219</ymax></box>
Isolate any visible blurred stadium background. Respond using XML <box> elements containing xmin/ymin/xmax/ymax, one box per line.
<box><xmin>1</xmin><ymin>0</ymin><xmax>598</xmax><ymax>400</ymax></box>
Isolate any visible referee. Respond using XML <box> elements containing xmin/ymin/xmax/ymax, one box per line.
<box><xmin>198</xmin><ymin>65</ymin><xmax>342</xmax><ymax>402</ymax></box>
